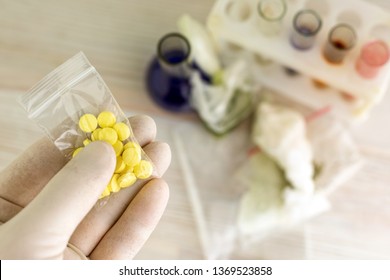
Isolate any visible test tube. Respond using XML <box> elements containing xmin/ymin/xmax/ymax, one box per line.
<box><xmin>284</xmin><ymin>66</ymin><xmax>300</xmax><ymax>76</ymax></box>
<box><xmin>323</xmin><ymin>24</ymin><xmax>357</xmax><ymax>64</ymax></box>
<box><xmin>290</xmin><ymin>10</ymin><xmax>322</xmax><ymax>50</ymax></box>
<box><xmin>312</xmin><ymin>78</ymin><xmax>328</xmax><ymax>89</ymax></box>
<box><xmin>257</xmin><ymin>0</ymin><xmax>287</xmax><ymax>36</ymax></box>
<box><xmin>355</xmin><ymin>40</ymin><xmax>390</xmax><ymax>79</ymax></box>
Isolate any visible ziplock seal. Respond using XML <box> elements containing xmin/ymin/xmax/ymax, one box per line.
<box><xmin>19</xmin><ymin>52</ymin><xmax>94</xmax><ymax>119</ymax></box>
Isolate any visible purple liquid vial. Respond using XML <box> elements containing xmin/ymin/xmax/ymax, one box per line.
<box><xmin>146</xmin><ymin>33</ymin><xmax>193</xmax><ymax>112</ymax></box>
<box><xmin>290</xmin><ymin>10</ymin><xmax>322</xmax><ymax>50</ymax></box>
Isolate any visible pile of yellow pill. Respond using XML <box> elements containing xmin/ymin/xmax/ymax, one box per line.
<box><xmin>75</xmin><ymin>111</ymin><xmax>153</xmax><ymax>199</ymax></box>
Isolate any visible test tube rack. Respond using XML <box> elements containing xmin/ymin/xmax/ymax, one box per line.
<box><xmin>207</xmin><ymin>0</ymin><xmax>390</xmax><ymax>122</ymax></box>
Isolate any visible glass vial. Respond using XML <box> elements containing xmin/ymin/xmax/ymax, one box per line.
<box><xmin>290</xmin><ymin>10</ymin><xmax>322</xmax><ymax>50</ymax></box>
<box><xmin>146</xmin><ymin>33</ymin><xmax>193</xmax><ymax>112</ymax></box>
<box><xmin>356</xmin><ymin>40</ymin><xmax>390</xmax><ymax>79</ymax></box>
<box><xmin>284</xmin><ymin>66</ymin><xmax>300</xmax><ymax>76</ymax></box>
<box><xmin>257</xmin><ymin>0</ymin><xmax>287</xmax><ymax>36</ymax></box>
<box><xmin>323</xmin><ymin>24</ymin><xmax>357</xmax><ymax>64</ymax></box>
<box><xmin>312</xmin><ymin>78</ymin><xmax>328</xmax><ymax>89</ymax></box>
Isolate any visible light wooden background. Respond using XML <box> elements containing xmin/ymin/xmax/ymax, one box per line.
<box><xmin>1</xmin><ymin>0</ymin><xmax>390</xmax><ymax>259</ymax></box>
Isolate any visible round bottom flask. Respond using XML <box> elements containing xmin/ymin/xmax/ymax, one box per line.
<box><xmin>146</xmin><ymin>33</ymin><xmax>193</xmax><ymax>112</ymax></box>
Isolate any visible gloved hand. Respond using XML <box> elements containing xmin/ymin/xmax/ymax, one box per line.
<box><xmin>0</xmin><ymin>115</ymin><xmax>171</xmax><ymax>259</ymax></box>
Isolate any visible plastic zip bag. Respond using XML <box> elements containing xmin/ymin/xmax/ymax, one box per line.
<box><xmin>190</xmin><ymin>60</ymin><xmax>258</xmax><ymax>135</ymax></box>
<box><xmin>19</xmin><ymin>52</ymin><xmax>156</xmax><ymax>199</ymax></box>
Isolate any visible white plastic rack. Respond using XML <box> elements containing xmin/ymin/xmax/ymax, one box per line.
<box><xmin>207</xmin><ymin>0</ymin><xmax>390</xmax><ymax>122</ymax></box>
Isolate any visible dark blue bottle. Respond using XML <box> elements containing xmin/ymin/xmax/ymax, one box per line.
<box><xmin>146</xmin><ymin>33</ymin><xmax>194</xmax><ymax>112</ymax></box>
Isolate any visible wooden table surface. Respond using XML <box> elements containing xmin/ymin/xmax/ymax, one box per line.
<box><xmin>1</xmin><ymin>0</ymin><xmax>390</xmax><ymax>260</ymax></box>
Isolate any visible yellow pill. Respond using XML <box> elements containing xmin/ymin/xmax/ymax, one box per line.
<box><xmin>79</xmin><ymin>114</ymin><xmax>98</xmax><ymax>133</ymax></box>
<box><xmin>123</xmin><ymin>141</ymin><xmax>141</xmax><ymax>152</ymax></box>
<box><xmin>134</xmin><ymin>160</ymin><xmax>153</xmax><ymax>179</ymax></box>
<box><xmin>72</xmin><ymin>147</ymin><xmax>83</xmax><ymax>158</ymax></box>
<box><xmin>123</xmin><ymin>141</ymin><xmax>141</xmax><ymax>159</ymax></box>
<box><xmin>122</xmin><ymin>146</ymin><xmax>141</xmax><ymax>167</ymax></box>
<box><xmin>99</xmin><ymin>127</ymin><xmax>118</xmax><ymax>145</ymax></box>
<box><xmin>83</xmin><ymin>138</ymin><xmax>91</xmax><ymax>146</ymax></box>
<box><xmin>91</xmin><ymin>128</ymin><xmax>102</xmax><ymax>141</ymax></box>
<box><xmin>113</xmin><ymin>122</ymin><xmax>131</xmax><ymax>141</ymax></box>
<box><xmin>109</xmin><ymin>174</ymin><xmax>120</xmax><ymax>193</ymax></box>
<box><xmin>97</xmin><ymin>111</ymin><xmax>116</xmax><ymax>128</ymax></box>
<box><xmin>115</xmin><ymin>156</ymin><xmax>126</xmax><ymax>173</ymax></box>
<box><xmin>117</xmin><ymin>172</ymin><xmax>137</xmax><ymax>188</ymax></box>
<box><xmin>122</xmin><ymin>164</ymin><xmax>134</xmax><ymax>174</ymax></box>
<box><xmin>112</xmin><ymin>140</ymin><xmax>124</xmax><ymax>156</ymax></box>
<box><xmin>99</xmin><ymin>186</ymin><xmax>111</xmax><ymax>199</ymax></box>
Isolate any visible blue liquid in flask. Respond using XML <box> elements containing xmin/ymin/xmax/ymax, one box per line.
<box><xmin>146</xmin><ymin>50</ymin><xmax>193</xmax><ymax>112</ymax></box>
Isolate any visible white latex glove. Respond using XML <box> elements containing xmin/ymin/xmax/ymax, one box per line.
<box><xmin>0</xmin><ymin>115</ymin><xmax>171</xmax><ymax>260</ymax></box>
